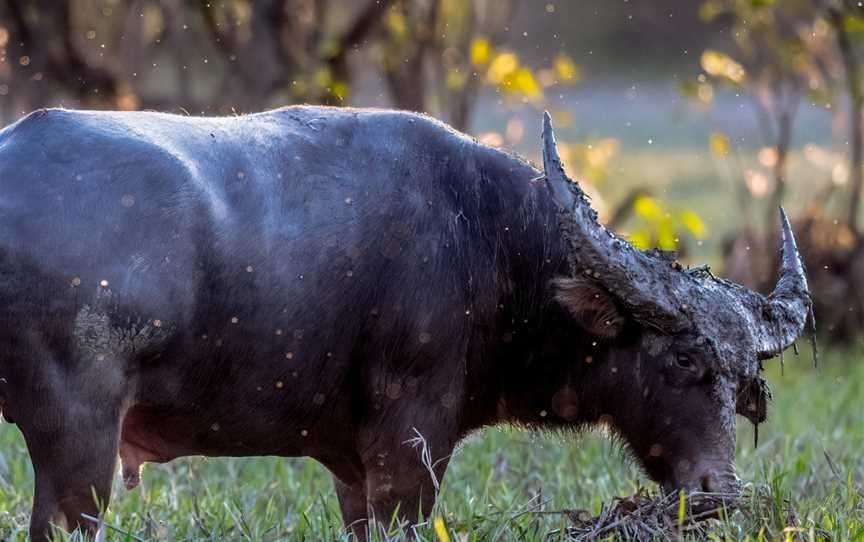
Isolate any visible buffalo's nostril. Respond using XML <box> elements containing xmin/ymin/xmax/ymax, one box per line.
<box><xmin>700</xmin><ymin>475</ymin><xmax>715</xmax><ymax>492</ymax></box>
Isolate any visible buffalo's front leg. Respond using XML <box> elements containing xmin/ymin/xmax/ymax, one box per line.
<box><xmin>359</xmin><ymin>423</ymin><xmax>455</xmax><ymax>537</ymax></box>
<box><xmin>334</xmin><ymin>477</ymin><xmax>368</xmax><ymax>538</ymax></box>
<box><xmin>19</xmin><ymin>386</ymin><xmax>124</xmax><ymax>540</ymax></box>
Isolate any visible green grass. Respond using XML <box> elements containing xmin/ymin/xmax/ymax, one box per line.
<box><xmin>0</xmin><ymin>344</ymin><xmax>861</xmax><ymax>541</ymax></box>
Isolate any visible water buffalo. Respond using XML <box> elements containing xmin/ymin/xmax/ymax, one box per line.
<box><xmin>0</xmin><ymin>106</ymin><xmax>811</xmax><ymax>540</ymax></box>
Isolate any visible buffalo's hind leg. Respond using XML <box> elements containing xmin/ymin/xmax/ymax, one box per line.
<box><xmin>21</xmin><ymin>394</ymin><xmax>123</xmax><ymax>540</ymax></box>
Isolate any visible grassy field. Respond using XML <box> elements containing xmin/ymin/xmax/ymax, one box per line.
<box><xmin>0</xmin><ymin>343</ymin><xmax>861</xmax><ymax>540</ymax></box>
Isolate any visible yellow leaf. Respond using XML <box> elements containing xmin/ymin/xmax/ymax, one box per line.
<box><xmin>470</xmin><ymin>37</ymin><xmax>491</xmax><ymax>66</ymax></box>
<box><xmin>700</xmin><ymin>49</ymin><xmax>746</xmax><ymax>84</ymax></box>
<box><xmin>585</xmin><ymin>138</ymin><xmax>618</xmax><ymax>169</ymax></box>
<box><xmin>634</xmin><ymin>196</ymin><xmax>662</xmax><ymax>221</ymax></box>
<box><xmin>434</xmin><ymin>517</ymin><xmax>451</xmax><ymax>542</ymax></box>
<box><xmin>658</xmin><ymin>218</ymin><xmax>677</xmax><ymax>251</ymax></box>
<box><xmin>487</xmin><ymin>52</ymin><xmax>519</xmax><ymax>84</ymax></box>
<box><xmin>331</xmin><ymin>81</ymin><xmax>349</xmax><ymax>101</ymax></box>
<box><xmin>679</xmin><ymin>210</ymin><xmax>706</xmax><ymax>239</ymax></box>
<box><xmin>510</xmin><ymin>67</ymin><xmax>542</xmax><ymax>99</ymax></box>
<box><xmin>710</xmin><ymin>132</ymin><xmax>730</xmax><ymax>156</ymax></box>
<box><xmin>314</xmin><ymin>67</ymin><xmax>332</xmax><ymax>89</ymax></box>
<box><xmin>554</xmin><ymin>54</ymin><xmax>580</xmax><ymax>83</ymax></box>
<box><xmin>697</xmin><ymin>82</ymin><xmax>714</xmax><ymax>104</ymax></box>
<box><xmin>446</xmin><ymin>69</ymin><xmax>467</xmax><ymax>89</ymax></box>
<box><xmin>550</xmin><ymin>110</ymin><xmax>574</xmax><ymax>128</ymax></box>
<box><xmin>142</xmin><ymin>4</ymin><xmax>164</xmax><ymax>42</ymax></box>
<box><xmin>387</xmin><ymin>10</ymin><xmax>407</xmax><ymax>38</ymax></box>
<box><xmin>629</xmin><ymin>230</ymin><xmax>651</xmax><ymax>250</ymax></box>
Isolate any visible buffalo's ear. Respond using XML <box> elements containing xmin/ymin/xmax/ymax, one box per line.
<box><xmin>553</xmin><ymin>277</ymin><xmax>625</xmax><ymax>338</ymax></box>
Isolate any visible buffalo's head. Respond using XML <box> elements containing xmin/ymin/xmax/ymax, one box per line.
<box><xmin>541</xmin><ymin>113</ymin><xmax>812</xmax><ymax>496</ymax></box>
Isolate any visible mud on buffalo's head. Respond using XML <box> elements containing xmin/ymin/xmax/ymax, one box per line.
<box><xmin>540</xmin><ymin>113</ymin><xmax>812</xmax><ymax>495</ymax></box>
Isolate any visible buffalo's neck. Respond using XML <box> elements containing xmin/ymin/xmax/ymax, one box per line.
<box><xmin>456</xmin><ymin>149</ymin><xmax>617</xmax><ymax>434</ymax></box>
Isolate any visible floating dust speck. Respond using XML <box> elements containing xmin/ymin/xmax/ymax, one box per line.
<box><xmin>275</xmin><ymin>381</ymin><xmax>284</xmax><ymax>389</ymax></box>
<box><xmin>286</xmin><ymin>352</ymin><xmax>294</xmax><ymax>360</ymax></box>
<box><xmin>153</xmin><ymin>319</ymin><xmax>162</xmax><ymax>328</ymax></box>
<box><xmin>71</xmin><ymin>277</ymin><xmax>81</xmax><ymax>287</ymax></box>
<box><xmin>120</xmin><ymin>194</ymin><xmax>136</xmax><ymax>207</ymax></box>
<box><xmin>230</xmin><ymin>316</ymin><xmax>239</xmax><ymax>324</ymax></box>
<box><xmin>99</xmin><ymin>279</ymin><xmax>109</xmax><ymax>288</ymax></box>
<box><xmin>386</xmin><ymin>383</ymin><xmax>402</xmax><ymax>399</ymax></box>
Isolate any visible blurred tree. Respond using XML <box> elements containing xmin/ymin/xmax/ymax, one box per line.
<box><xmin>690</xmin><ymin>0</ymin><xmax>864</xmax><ymax>341</ymax></box>
<box><xmin>822</xmin><ymin>0</ymin><xmax>864</xmax><ymax>234</ymax></box>
<box><xmin>0</xmin><ymin>0</ymin><xmax>123</xmax><ymax>117</ymax></box>
<box><xmin>0</xmin><ymin>0</ymin><xmax>579</xmax><ymax>131</ymax></box>
<box><xmin>0</xmin><ymin>0</ymin><xmax>397</xmax><ymax>117</ymax></box>
<box><xmin>197</xmin><ymin>0</ymin><xmax>395</xmax><ymax>109</ymax></box>
<box><xmin>696</xmin><ymin>0</ymin><xmax>826</xmax><ymax>232</ymax></box>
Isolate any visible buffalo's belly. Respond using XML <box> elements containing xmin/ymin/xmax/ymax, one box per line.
<box><xmin>124</xmin><ymin>325</ymin><xmax>358</xmax><ymax>458</ymax></box>
<box><xmin>120</xmin><ymin>403</ymin><xmax>309</xmax><ymax>461</ymax></box>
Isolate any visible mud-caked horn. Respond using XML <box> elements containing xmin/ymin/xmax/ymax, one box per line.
<box><xmin>752</xmin><ymin>208</ymin><xmax>812</xmax><ymax>359</ymax></box>
<box><xmin>541</xmin><ymin>113</ymin><xmax>812</xmax><ymax>357</ymax></box>
<box><xmin>541</xmin><ymin>112</ymin><xmax>686</xmax><ymax>331</ymax></box>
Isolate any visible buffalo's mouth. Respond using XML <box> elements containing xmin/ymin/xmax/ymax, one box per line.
<box><xmin>643</xmin><ymin>454</ymin><xmax>741</xmax><ymax>500</ymax></box>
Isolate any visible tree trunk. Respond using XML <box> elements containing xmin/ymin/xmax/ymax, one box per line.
<box><xmin>831</xmin><ymin>5</ymin><xmax>864</xmax><ymax>236</ymax></box>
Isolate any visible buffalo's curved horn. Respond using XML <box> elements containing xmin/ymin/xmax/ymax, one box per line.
<box><xmin>541</xmin><ymin>112</ymin><xmax>685</xmax><ymax>331</ymax></box>
<box><xmin>753</xmin><ymin>208</ymin><xmax>812</xmax><ymax>359</ymax></box>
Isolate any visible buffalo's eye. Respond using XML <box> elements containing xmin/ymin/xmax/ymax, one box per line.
<box><xmin>675</xmin><ymin>354</ymin><xmax>694</xmax><ymax>370</ymax></box>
